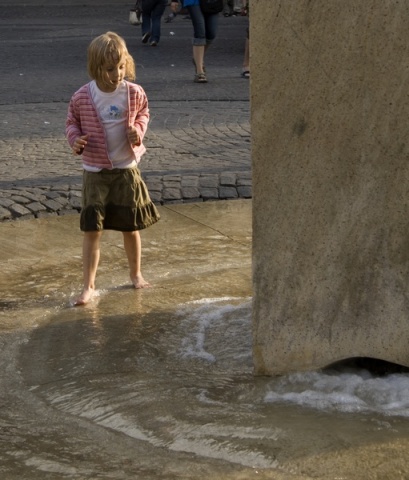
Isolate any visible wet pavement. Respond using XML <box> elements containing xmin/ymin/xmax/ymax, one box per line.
<box><xmin>0</xmin><ymin>0</ymin><xmax>250</xmax><ymax>221</ymax></box>
<box><xmin>3</xmin><ymin>198</ymin><xmax>409</xmax><ymax>480</ymax></box>
<box><xmin>0</xmin><ymin>200</ymin><xmax>258</xmax><ymax>480</ymax></box>
<box><xmin>5</xmin><ymin>199</ymin><xmax>409</xmax><ymax>480</ymax></box>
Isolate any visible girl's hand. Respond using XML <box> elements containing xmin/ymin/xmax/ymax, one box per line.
<box><xmin>72</xmin><ymin>134</ymin><xmax>89</xmax><ymax>155</ymax></box>
<box><xmin>127</xmin><ymin>126</ymin><xmax>140</xmax><ymax>146</ymax></box>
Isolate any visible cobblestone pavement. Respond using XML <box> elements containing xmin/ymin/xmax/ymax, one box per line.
<box><xmin>0</xmin><ymin>1</ymin><xmax>250</xmax><ymax>221</ymax></box>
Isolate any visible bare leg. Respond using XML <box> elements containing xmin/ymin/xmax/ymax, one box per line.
<box><xmin>243</xmin><ymin>37</ymin><xmax>249</xmax><ymax>72</ymax></box>
<box><xmin>123</xmin><ymin>231</ymin><xmax>151</xmax><ymax>288</ymax></box>
<box><xmin>75</xmin><ymin>231</ymin><xmax>102</xmax><ymax>305</ymax></box>
<box><xmin>193</xmin><ymin>45</ymin><xmax>206</xmax><ymax>74</ymax></box>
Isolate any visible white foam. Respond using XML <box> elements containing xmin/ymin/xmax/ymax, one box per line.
<box><xmin>182</xmin><ymin>296</ymin><xmax>244</xmax><ymax>305</ymax></box>
<box><xmin>178</xmin><ymin>298</ymin><xmax>251</xmax><ymax>363</ymax></box>
<box><xmin>178</xmin><ymin>298</ymin><xmax>409</xmax><ymax>417</ymax></box>
<box><xmin>265</xmin><ymin>370</ymin><xmax>409</xmax><ymax>416</ymax></box>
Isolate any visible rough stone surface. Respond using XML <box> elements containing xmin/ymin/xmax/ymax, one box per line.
<box><xmin>252</xmin><ymin>0</ymin><xmax>409</xmax><ymax>375</ymax></box>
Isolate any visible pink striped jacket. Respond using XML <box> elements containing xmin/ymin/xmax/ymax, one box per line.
<box><xmin>66</xmin><ymin>81</ymin><xmax>149</xmax><ymax>169</ymax></box>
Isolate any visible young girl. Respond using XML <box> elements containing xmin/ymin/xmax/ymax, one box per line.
<box><xmin>66</xmin><ymin>31</ymin><xmax>160</xmax><ymax>306</ymax></box>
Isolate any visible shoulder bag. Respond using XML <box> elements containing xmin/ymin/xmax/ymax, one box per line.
<box><xmin>129</xmin><ymin>0</ymin><xmax>142</xmax><ymax>25</ymax></box>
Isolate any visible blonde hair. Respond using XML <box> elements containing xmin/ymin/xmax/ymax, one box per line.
<box><xmin>87</xmin><ymin>31</ymin><xmax>136</xmax><ymax>81</ymax></box>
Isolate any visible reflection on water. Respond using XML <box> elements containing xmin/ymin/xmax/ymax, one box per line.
<box><xmin>20</xmin><ymin>296</ymin><xmax>409</xmax><ymax>472</ymax></box>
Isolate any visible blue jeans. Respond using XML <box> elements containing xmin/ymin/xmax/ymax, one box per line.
<box><xmin>141</xmin><ymin>0</ymin><xmax>167</xmax><ymax>43</ymax></box>
<box><xmin>187</xmin><ymin>5</ymin><xmax>219</xmax><ymax>46</ymax></box>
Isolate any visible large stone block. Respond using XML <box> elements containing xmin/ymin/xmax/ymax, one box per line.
<box><xmin>252</xmin><ymin>0</ymin><xmax>409</xmax><ymax>375</ymax></box>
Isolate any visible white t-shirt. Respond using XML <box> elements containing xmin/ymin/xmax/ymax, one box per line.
<box><xmin>84</xmin><ymin>80</ymin><xmax>137</xmax><ymax>172</ymax></box>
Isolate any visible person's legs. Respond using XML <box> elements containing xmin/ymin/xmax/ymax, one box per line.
<box><xmin>203</xmin><ymin>12</ymin><xmax>219</xmax><ymax>44</ymax></box>
<box><xmin>75</xmin><ymin>230</ymin><xmax>102</xmax><ymax>305</ymax></box>
<box><xmin>187</xmin><ymin>6</ymin><xmax>207</xmax><ymax>80</ymax></box>
<box><xmin>242</xmin><ymin>30</ymin><xmax>250</xmax><ymax>77</ymax></box>
<box><xmin>187</xmin><ymin>5</ymin><xmax>206</xmax><ymax>45</ymax></box>
<box><xmin>193</xmin><ymin>45</ymin><xmax>206</xmax><ymax>74</ymax></box>
<box><xmin>122</xmin><ymin>230</ymin><xmax>151</xmax><ymax>288</ymax></box>
<box><xmin>233</xmin><ymin>0</ymin><xmax>241</xmax><ymax>13</ymax></box>
<box><xmin>223</xmin><ymin>0</ymin><xmax>231</xmax><ymax>16</ymax></box>
<box><xmin>190</xmin><ymin>12</ymin><xmax>218</xmax><ymax>81</ymax></box>
<box><xmin>150</xmin><ymin>0</ymin><xmax>167</xmax><ymax>44</ymax></box>
<box><xmin>141</xmin><ymin>0</ymin><xmax>154</xmax><ymax>41</ymax></box>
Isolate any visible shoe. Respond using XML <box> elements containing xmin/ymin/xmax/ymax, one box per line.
<box><xmin>241</xmin><ymin>70</ymin><xmax>250</xmax><ymax>78</ymax></box>
<box><xmin>194</xmin><ymin>73</ymin><xmax>208</xmax><ymax>83</ymax></box>
<box><xmin>165</xmin><ymin>13</ymin><xmax>176</xmax><ymax>23</ymax></box>
<box><xmin>142</xmin><ymin>32</ymin><xmax>151</xmax><ymax>44</ymax></box>
<box><xmin>150</xmin><ymin>40</ymin><xmax>158</xmax><ymax>46</ymax></box>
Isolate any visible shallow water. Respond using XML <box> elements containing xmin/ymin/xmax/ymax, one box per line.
<box><xmin>2</xmin><ymin>201</ymin><xmax>409</xmax><ymax>479</ymax></box>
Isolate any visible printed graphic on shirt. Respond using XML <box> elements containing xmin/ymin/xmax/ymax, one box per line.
<box><xmin>101</xmin><ymin>105</ymin><xmax>124</xmax><ymax>121</ymax></box>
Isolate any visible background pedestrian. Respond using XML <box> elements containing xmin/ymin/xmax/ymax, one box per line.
<box><xmin>141</xmin><ymin>0</ymin><xmax>168</xmax><ymax>46</ymax></box>
<box><xmin>170</xmin><ymin>0</ymin><xmax>220</xmax><ymax>83</ymax></box>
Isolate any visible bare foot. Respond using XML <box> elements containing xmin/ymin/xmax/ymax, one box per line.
<box><xmin>74</xmin><ymin>287</ymin><xmax>95</xmax><ymax>306</ymax></box>
<box><xmin>131</xmin><ymin>273</ymin><xmax>151</xmax><ymax>289</ymax></box>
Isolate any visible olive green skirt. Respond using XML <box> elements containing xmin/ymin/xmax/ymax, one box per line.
<box><xmin>80</xmin><ymin>167</ymin><xmax>160</xmax><ymax>232</ymax></box>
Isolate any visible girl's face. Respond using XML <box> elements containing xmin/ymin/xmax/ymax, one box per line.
<box><xmin>97</xmin><ymin>56</ymin><xmax>126</xmax><ymax>93</ymax></box>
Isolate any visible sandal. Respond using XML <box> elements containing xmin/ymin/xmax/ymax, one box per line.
<box><xmin>241</xmin><ymin>70</ymin><xmax>250</xmax><ymax>78</ymax></box>
<box><xmin>194</xmin><ymin>73</ymin><xmax>208</xmax><ymax>83</ymax></box>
